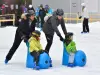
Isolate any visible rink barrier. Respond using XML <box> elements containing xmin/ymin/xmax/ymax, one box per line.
<box><xmin>0</xmin><ymin>14</ymin><xmax>15</xmax><ymax>25</ymax></box>
<box><xmin>26</xmin><ymin>42</ymin><xmax>51</xmax><ymax>69</ymax></box>
<box><xmin>62</xmin><ymin>43</ymin><xmax>87</xmax><ymax>67</ymax></box>
<box><xmin>64</xmin><ymin>13</ymin><xmax>100</xmax><ymax>23</ymax></box>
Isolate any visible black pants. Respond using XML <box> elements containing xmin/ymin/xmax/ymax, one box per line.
<box><xmin>6</xmin><ymin>31</ymin><xmax>22</xmax><ymax>61</ymax></box>
<box><xmin>30</xmin><ymin>51</ymin><xmax>44</xmax><ymax>65</ymax></box>
<box><xmin>40</xmin><ymin>17</ymin><xmax>44</xmax><ymax>28</ymax></box>
<box><xmin>45</xmin><ymin>34</ymin><xmax>54</xmax><ymax>53</ymax></box>
<box><xmin>83</xmin><ymin>18</ymin><xmax>89</xmax><ymax>32</ymax></box>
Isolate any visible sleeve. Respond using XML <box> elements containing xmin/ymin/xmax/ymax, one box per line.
<box><xmin>29</xmin><ymin>38</ymin><xmax>38</xmax><ymax>52</ymax></box>
<box><xmin>66</xmin><ymin>44</ymin><xmax>72</xmax><ymax>54</ymax></box>
<box><xmin>51</xmin><ymin>17</ymin><xmax>61</xmax><ymax>36</ymax></box>
<box><xmin>66</xmin><ymin>41</ymin><xmax>77</xmax><ymax>53</ymax></box>
<box><xmin>38</xmin><ymin>41</ymin><xmax>43</xmax><ymax>50</ymax></box>
<box><xmin>61</xmin><ymin>19</ymin><xmax>67</xmax><ymax>35</ymax></box>
<box><xmin>17</xmin><ymin>21</ymin><xmax>25</xmax><ymax>38</ymax></box>
<box><xmin>30</xmin><ymin>18</ymin><xmax>37</xmax><ymax>32</ymax></box>
<box><xmin>70</xmin><ymin>41</ymin><xmax>77</xmax><ymax>53</ymax></box>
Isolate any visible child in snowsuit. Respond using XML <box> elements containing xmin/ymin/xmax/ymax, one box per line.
<box><xmin>28</xmin><ymin>30</ymin><xmax>43</xmax><ymax>69</ymax></box>
<box><xmin>64</xmin><ymin>32</ymin><xmax>77</xmax><ymax>67</ymax></box>
<box><xmin>28</xmin><ymin>30</ymin><xmax>52</xmax><ymax>70</ymax></box>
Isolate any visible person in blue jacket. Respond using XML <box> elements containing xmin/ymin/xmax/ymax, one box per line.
<box><xmin>44</xmin><ymin>5</ymin><xmax>53</xmax><ymax>15</ymax></box>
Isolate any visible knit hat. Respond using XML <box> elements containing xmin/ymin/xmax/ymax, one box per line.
<box><xmin>81</xmin><ymin>3</ymin><xmax>86</xmax><ymax>7</ymax></box>
<box><xmin>56</xmin><ymin>9</ymin><xmax>64</xmax><ymax>16</ymax></box>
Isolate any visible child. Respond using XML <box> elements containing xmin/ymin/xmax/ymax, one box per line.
<box><xmin>28</xmin><ymin>30</ymin><xmax>43</xmax><ymax>70</ymax></box>
<box><xmin>64</xmin><ymin>32</ymin><xmax>77</xmax><ymax>67</ymax></box>
<box><xmin>28</xmin><ymin>30</ymin><xmax>52</xmax><ymax>70</ymax></box>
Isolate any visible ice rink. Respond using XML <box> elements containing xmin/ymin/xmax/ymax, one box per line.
<box><xmin>0</xmin><ymin>22</ymin><xmax>100</xmax><ymax>75</ymax></box>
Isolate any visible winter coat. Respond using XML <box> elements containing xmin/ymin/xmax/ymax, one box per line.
<box><xmin>65</xmin><ymin>41</ymin><xmax>77</xmax><ymax>54</ymax></box>
<box><xmin>81</xmin><ymin>7</ymin><xmax>89</xmax><ymax>18</ymax></box>
<box><xmin>39</xmin><ymin>8</ymin><xmax>46</xmax><ymax>18</ymax></box>
<box><xmin>28</xmin><ymin>36</ymin><xmax>43</xmax><ymax>52</ymax></box>
<box><xmin>16</xmin><ymin>18</ymin><xmax>37</xmax><ymax>39</ymax></box>
<box><xmin>43</xmin><ymin>12</ymin><xmax>67</xmax><ymax>36</ymax></box>
<box><xmin>47</xmin><ymin>8</ymin><xmax>53</xmax><ymax>15</ymax></box>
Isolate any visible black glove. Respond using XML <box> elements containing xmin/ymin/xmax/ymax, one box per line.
<box><xmin>21</xmin><ymin>35</ymin><xmax>28</xmax><ymax>43</ymax></box>
<box><xmin>57</xmin><ymin>34</ymin><xmax>64</xmax><ymax>42</ymax></box>
<box><xmin>79</xmin><ymin>16</ymin><xmax>82</xmax><ymax>19</ymax></box>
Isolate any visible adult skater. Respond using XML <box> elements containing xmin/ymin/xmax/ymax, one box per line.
<box><xmin>5</xmin><ymin>13</ymin><xmax>37</xmax><ymax>64</ymax></box>
<box><xmin>79</xmin><ymin>3</ymin><xmax>89</xmax><ymax>33</ymax></box>
<box><xmin>43</xmin><ymin>9</ymin><xmax>67</xmax><ymax>54</ymax></box>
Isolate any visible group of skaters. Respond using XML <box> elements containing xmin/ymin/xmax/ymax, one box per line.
<box><xmin>4</xmin><ymin>3</ymin><xmax>90</xmax><ymax>70</ymax></box>
<box><xmin>28</xmin><ymin>4</ymin><xmax>53</xmax><ymax>28</ymax></box>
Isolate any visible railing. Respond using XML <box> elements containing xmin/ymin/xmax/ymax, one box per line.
<box><xmin>64</xmin><ymin>13</ymin><xmax>100</xmax><ymax>23</ymax></box>
<box><xmin>0</xmin><ymin>14</ymin><xmax>15</xmax><ymax>26</ymax></box>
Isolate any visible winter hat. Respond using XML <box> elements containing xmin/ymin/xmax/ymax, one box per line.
<box><xmin>56</xmin><ymin>9</ymin><xmax>64</xmax><ymax>16</ymax></box>
<box><xmin>45</xmin><ymin>5</ymin><xmax>49</xmax><ymax>9</ymax></box>
<box><xmin>32</xmin><ymin>30</ymin><xmax>41</xmax><ymax>37</ymax></box>
<box><xmin>40</xmin><ymin>4</ymin><xmax>43</xmax><ymax>8</ymax></box>
<box><xmin>29</xmin><ymin>4</ymin><xmax>33</xmax><ymax>8</ymax></box>
<box><xmin>65</xmin><ymin>32</ymin><xmax>73</xmax><ymax>40</ymax></box>
<box><xmin>81</xmin><ymin>3</ymin><xmax>86</xmax><ymax>7</ymax></box>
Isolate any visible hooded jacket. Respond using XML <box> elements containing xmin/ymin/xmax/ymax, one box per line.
<box><xmin>28</xmin><ymin>36</ymin><xmax>43</xmax><ymax>52</ymax></box>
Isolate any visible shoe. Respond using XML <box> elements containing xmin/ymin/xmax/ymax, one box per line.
<box><xmin>35</xmin><ymin>65</ymin><xmax>40</xmax><ymax>70</ymax></box>
<box><xmin>86</xmin><ymin>32</ymin><xmax>89</xmax><ymax>33</ymax></box>
<box><xmin>49</xmin><ymin>58</ymin><xmax>53</xmax><ymax>67</ymax></box>
<box><xmin>50</xmin><ymin>59</ymin><xmax>52</xmax><ymax>63</ymax></box>
<box><xmin>67</xmin><ymin>63</ymin><xmax>75</xmax><ymax>67</ymax></box>
<box><xmin>4</xmin><ymin>59</ymin><xmax>9</xmax><ymax>64</ymax></box>
<box><xmin>50</xmin><ymin>63</ymin><xmax>53</xmax><ymax>67</ymax></box>
<box><xmin>81</xmin><ymin>31</ymin><xmax>87</xmax><ymax>34</ymax></box>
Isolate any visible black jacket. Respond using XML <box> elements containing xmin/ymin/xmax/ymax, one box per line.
<box><xmin>16</xmin><ymin>18</ymin><xmax>37</xmax><ymax>39</ymax></box>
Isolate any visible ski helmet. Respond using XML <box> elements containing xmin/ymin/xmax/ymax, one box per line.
<box><xmin>32</xmin><ymin>30</ymin><xmax>41</xmax><ymax>37</ymax></box>
<box><xmin>56</xmin><ymin>9</ymin><xmax>64</xmax><ymax>16</ymax></box>
<box><xmin>65</xmin><ymin>32</ymin><xmax>73</xmax><ymax>40</ymax></box>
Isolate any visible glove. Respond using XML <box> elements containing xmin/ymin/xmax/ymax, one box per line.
<box><xmin>21</xmin><ymin>35</ymin><xmax>28</xmax><ymax>43</ymax></box>
<box><xmin>57</xmin><ymin>34</ymin><xmax>64</xmax><ymax>42</ymax></box>
<box><xmin>79</xmin><ymin>16</ymin><xmax>82</xmax><ymax>19</ymax></box>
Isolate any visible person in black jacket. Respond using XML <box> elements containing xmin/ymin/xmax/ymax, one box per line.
<box><xmin>43</xmin><ymin>9</ymin><xmax>67</xmax><ymax>53</ymax></box>
<box><xmin>5</xmin><ymin>13</ymin><xmax>37</xmax><ymax>64</ymax></box>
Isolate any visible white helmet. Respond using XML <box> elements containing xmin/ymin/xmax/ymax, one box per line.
<box><xmin>81</xmin><ymin>3</ymin><xmax>86</xmax><ymax>7</ymax></box>
<box><xmin>29</xmin><ymin>4</ymin><xmax>33</xmax><ymax>8</ymax></box>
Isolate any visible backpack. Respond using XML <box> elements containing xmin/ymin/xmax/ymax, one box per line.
<box><xmin>44</xmin><ymin>14</ymin><xmax>52</xmax><ymax>22</ymax></box>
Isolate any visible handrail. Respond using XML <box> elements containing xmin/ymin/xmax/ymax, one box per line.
<box><xmin>0</xmin><ymin>14</ymin><xmax>15</xmax><ymax>25</ymax></box>
<box><xmin>64</xmin><ymin>13</ymin><xmax>100</xmax><ymax>23</ymax></box>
